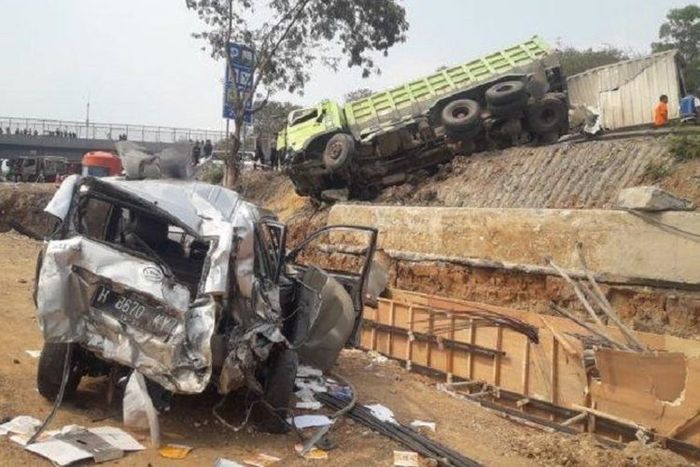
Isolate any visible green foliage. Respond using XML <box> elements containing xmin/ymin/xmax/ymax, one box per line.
<box><xmin>652</xmin><ymin>5</ymin><xmax>700</xmax><ymax>91</ymax></box>
<box><xmin>343</xmin><ymin>88</ymin><xmax>373</xmax><ymax>103</ymax></box>
<box><xmin>668</xmin><ymin>134</ymin><xmax>700</xmax><ymax>162</ymax></box>
<box><xmin>253</xmin><ymin>100</ymin><xmax>301</xmax><ymax>138</ymax></box>
<box><xmin>198</xmin><ymin>162</ymin><xmax>224</xmax><ymax>185</ymax></box>
<box><xmin>186</xmin><ymin>0</ymin><xmax>408</xmax><ymax>99</ymax></box>
<box><xmin>557</xmin><ymin>46</ymin><xmax>631</xmax><ymax>77</ymax></box>
<box><xmin>643</xmin><ymin>160</ymin><xmax>672</xmax><ymax>182</ymax></box>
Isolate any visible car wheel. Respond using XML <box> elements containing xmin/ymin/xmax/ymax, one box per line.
<box><xmin>485</xmin><ymin>80</ymin><xmax>527</xmax><ymax>106</ymax></box>
<box><xmin>527</xmin><ymin>95</ymin><xmax>568</xmax><ymax>134</ymax></box>
<box><xmin>322</xmin><ymin>134</ymin><xmax>355</xmax><ymax>171</ymax></box>
<box><xmin>253</xmin><ymin>348</ymin><xmax>299</xmax><ymax>434</ymax></box>
<box><xmin>441</xmin><ymin>99</ymin><xmax>481</xmax><ymax>136</ymax></box>
<box><xmin>37</xmin><ymin>343</ymin><xmax>83</xmax><ymax>401</ymax></box>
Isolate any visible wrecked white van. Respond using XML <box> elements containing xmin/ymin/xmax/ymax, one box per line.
<box><xmin>34</xmin><ymin>174</ymin><xmax>376</xmax><ymax>432</ymax></box>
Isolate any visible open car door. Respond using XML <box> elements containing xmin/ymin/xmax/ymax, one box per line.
<box><xmin>284</xmin><ymin>225</ymin><xmax>377</xmax><ymax>370</ymax></box>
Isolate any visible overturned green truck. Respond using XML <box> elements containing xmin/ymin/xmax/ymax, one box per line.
<box><xmin>277</xmin><ymin>36</ymin><xmax>569</xmax><ymax>199</ymax></box>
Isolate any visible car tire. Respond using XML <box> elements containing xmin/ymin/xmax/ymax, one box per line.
<box><xmin>323</xmin><ymin>134</ymin><xmax>355</xmax><ymax>171</ymax></box>
<box><xmin>253</xmin><ymin>348</ymin><xmax>299</xmax><ymax>434</ymax></box>
<box><xmin>37</xmin><ymin>343</ymin><xmax>82</xmax><ymax>401</ymax></box>
<box><xmin>487</xmin><ymin>95</ymin><xmax>529</xmax><ymax>117</ymax></box>
<box><xmin>485</xmin><ymin>81</ymin><xmax>527</xmax><ymax>106</ymax></box>
<box><xmin>441</xmin><ymin>99</ymin><xmax>481</xmax><ymax>136</ymax></box>
<box><xmin>527</xmin><ymin>95</ymin><xmax>568</xmax><ymax>134</ymax></box>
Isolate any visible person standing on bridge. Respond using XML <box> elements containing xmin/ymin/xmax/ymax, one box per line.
<box><xmin>192</xmin><ymin>140</ymin><xmax>202</xmax><ymax>166</ymax></box>
<box><xmin>203</xmin><ymin>139</ymin><xmax>213</xmax><ymax>160</ymax></box>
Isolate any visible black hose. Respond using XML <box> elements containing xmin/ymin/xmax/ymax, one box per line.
<box><xmin>27</xmin><ymin>344</ymin><xmax>73</xmax><ymax>445</ymax></box>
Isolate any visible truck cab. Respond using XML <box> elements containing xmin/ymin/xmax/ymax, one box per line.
<box><xmin>280</xmin><ymin>100</ymin><xmax>346</xmax><ymax>163</ymax></box>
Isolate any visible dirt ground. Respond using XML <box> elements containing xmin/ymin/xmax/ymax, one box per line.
<box><xmin>0</xmin><ymin>231</ymin><xmax>692</xmax><ymax>466</ymax></box>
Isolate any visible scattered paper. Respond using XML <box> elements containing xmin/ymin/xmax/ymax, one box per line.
<box><xmin>0</xmin><ymin>415</ymin><xmax>41</xmax><ymax>436</ymax></box>
<box><xmin>214</xmin><ymin>458</ymin><xmax>246</xmax><ymax>467</ymax></box>
<box><xmin>295</xmin><ymin>378</ymin><xmax>327</xmax><ymax>393</ymax></box>
<box><xmin>89</xmin><ymin>426</ymin><xmax>145</xmax><ymax>451</ymax></box>
<box><xmin>297</xmin><ymin>365</ymin><xmax>323</xmax><ymax>378</ymax></box>
<box><xmin>365</xmin><ymin>404</ymin><xmax>398</xmax><ymax>424</ymax></box>
<box><xmin>25</xmin><ymin>350</ymin><xmax>41</xmax><ymax>358</ymax></box>
<box><xmin>25</xmin><ymin>439</ymin><xmax>93</xmax><ymax>466</ymax></box>
<box><xmin>296</xmin><ymin>401</ymin><xmax>322</xmax><ymax>410</ymax></box>
<box><xmin>295</xmin><ymin>443</ymin><xmax>328</xmax><ymax>460</ymax></box>
<box><xmin>394</xmin><ymin>450</ymin><xmax>420</xmax><ymax>467</ymax></box>
<box><xmin>410</xmin><ymin>420</ymin><xmax>436</xmax><ymax>432</ymax></box>
<box><xmin>286</xmin><ymin>415</ymin><xmax>332</xmax><ymax>429</ymax></box>
<box><xmin>242</xmin><ymin>452</ymin><xmax>281</xmax><ymax>467</ymax></box>
<box><xmin>159</xmin><ymin>443</ymin><xmax>193</xmax><ymax>459</ymax></box>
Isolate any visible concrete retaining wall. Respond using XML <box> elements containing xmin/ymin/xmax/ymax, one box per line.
<box><xmin>328</xmin><ymin>205</ymin><xmax>700</xmax><ymax>287</ymax></box>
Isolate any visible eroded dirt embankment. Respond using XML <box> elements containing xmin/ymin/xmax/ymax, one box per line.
<box><xmin>3</xmin><ymin>135</ymin><xmax>698</xmax><ymax>337</ymax></box>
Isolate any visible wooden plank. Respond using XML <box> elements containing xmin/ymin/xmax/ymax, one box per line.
<box><xmin>493</xmin><ymin>326</ymin><xmax>503</xmax><ymax>387</ymax></box>
<box><xmin>467</xmin><ymin>319</ymin><xmax>475</xmax><ymax>379</ymax></box>
<box><xmin>522</xmin><ymin>339</ymin><xmax>530</xmax><ymax>396</ymax></box>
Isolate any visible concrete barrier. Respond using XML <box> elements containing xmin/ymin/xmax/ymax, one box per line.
<box><xmin>328</xmin><ymin>205</ymin><xmax>700</xmax><ymax>287</ymax></box>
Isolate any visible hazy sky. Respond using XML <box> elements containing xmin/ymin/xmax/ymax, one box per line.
<box><xmin>0</xmin><ymin>0</ymin><xmax>692</xmax><ymax>131</ymax></box>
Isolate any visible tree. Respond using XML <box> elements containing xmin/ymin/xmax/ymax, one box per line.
<box><xmin>186</xmin><ymin>0</ymin><xmax>409</xmax><ymax>187</ymax></box>
<box><xmin>343</xmin><ymin>88</ymin><xmax>373</xmax><ymax>103</ymax></box>
<box><xmin>557</xmin><ymin>46</ymin><xmax>631</xmax><ymax>77</ymax></box>
<box><xmin>253</xmin><ymin>100</ymin><xmax>301</xmax><ymax>139</ymax></box>
<box><xmin>652</xmin><ymin>5</ymin><xmax>700</xmax><ymax>91</ymax></box>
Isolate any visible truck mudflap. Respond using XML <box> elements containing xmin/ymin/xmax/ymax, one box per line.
<box><xmin>36</xmin><ymin>236</ymin><xmax>216</xmax><ymax>394</ymax></box>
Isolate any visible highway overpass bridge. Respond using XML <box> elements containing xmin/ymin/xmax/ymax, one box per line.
<box><xmin>0</xmin><ymin>117</ymin><xmax>226</xmax><ymax>162</ymax></box>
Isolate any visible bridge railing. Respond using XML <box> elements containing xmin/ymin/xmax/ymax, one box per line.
<box><xmin>0</xmin><ymin>117</ymin><xmax>227</xmax><ymax>144</ymax></box>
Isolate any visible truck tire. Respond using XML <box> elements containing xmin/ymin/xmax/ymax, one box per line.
<box><xmin>527</xmin><ymin>95</ymin><xmax>568</xmax><ymax>134</ymax></box>
<box><xmin>487</xmin><ymin>95</ymin><xmax>529</xmax><ymax>117</ymax></box>
<box><xmin>486</xmin><ymin>81</ymin><xmax>527</xmax><ymax>106</ymax></box>
<box><xmin>323</xmin><ymin>134</ymin><xmax>355</xmax><ymax>171</ymax></box>
<box><xmin>253</xmin><ymin>348</ymin><xmax>299</xmax><ymax>434</ymax></box>
<box><xmin>442</xmin><ymin>99</ymin><xmax>481</xmax><ymax>136</ymax></box>
<box><xmin>37</xmin><ymin>343</ymin><xmax>82</xmax><ymax>401</ymax></box>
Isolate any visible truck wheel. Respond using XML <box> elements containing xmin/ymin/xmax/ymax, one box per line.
<box><xmin>527</xmin><ymin>96</ymin><xmax>568</xmax><ymax>134</ymax></box>
<box><xmin>253</xmin><ymin>348</ymin><xmax>299</xmax><ymax>434</ymax></box>
<box><xmin>37</xmin><ymin>343</ymin><xmax>83</xmax><ymax>401</ymax></box>
<box><xmin>485</xmin><ymin>80</ymin><xmax>527</xmax><ymax>106</ymax></box>
<box><xmin>323</xmin><ymin>134</ymin><xmax>355</xmax><ymax>171</ymax></box>
<box><xmin>442</xmin><ymin>99</ymin><xmax>481</xmax><ymax>135</ymax></box>
<box><xmin>487</xmin><ymin>95</ymin><xmax>529</xmax><ymax>117</ymax></box>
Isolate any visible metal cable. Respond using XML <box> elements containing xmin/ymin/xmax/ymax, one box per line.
<box><xmin>27</xmin><ymin>345</ymin><xmax>73</xmax><ymax>445</ymax></box>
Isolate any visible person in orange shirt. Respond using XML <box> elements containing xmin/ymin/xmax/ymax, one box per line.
<box><xmin>654</xmin><ymin>94</ymin><xmax>669</xmax><ymax>127</ymax></box>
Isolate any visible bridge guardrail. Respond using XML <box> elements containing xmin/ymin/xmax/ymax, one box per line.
<box><xmin>0</xmin><ymin>117</ymin><xmax>226</xmax><ymax>144</ymax></box>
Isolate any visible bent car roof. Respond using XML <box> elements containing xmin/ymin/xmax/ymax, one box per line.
<box><xmin>47</xmin><ymin>175</ymin><xmax>270</xmax><ymax>235</ymax></box>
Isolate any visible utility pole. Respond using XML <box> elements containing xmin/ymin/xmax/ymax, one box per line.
<box><xmin>85</xmin><ymin>96</ymin><xmax>91</xmax><ymax>139</ymax></box>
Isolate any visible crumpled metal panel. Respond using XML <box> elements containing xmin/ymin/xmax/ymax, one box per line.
<box><xmin>37</xmin><ymin>176</ymin><xmax>273</xmax><ymax>393</ymax></box>
<box><xmin>44</xmin><ymin>174</ymin><xmax>80</xmax><ymax>220</ymax></box>
<box><xmin>37</xmin><ymin>236</ymin><xmax>215</xmax><ymax>393</ymax></box>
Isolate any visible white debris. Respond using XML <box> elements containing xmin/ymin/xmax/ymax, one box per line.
<box><xmin>295</xmin><ymin>378</ymin><xmax>327</xmax><ymax>393</ymax></box>
<box><xmin>89</xmin><ymin>426</ymin><xmax>145</xmax><ymax>451</ymax></box>
<box><xmin>0</xmin><ymin>415</ymin><xmax>42</xmax><ymax>436</ymax></box>
<box><xmin>24</xmin><ymin>350</ymin><xmax>41</xmax><ymax>359</ymax></box>
<box><xmin>214</xmin><ymin>458</ymin><xmax>246</xmax><ymax>467</ymax></box>
<box><xmin>295</xmin><ymin>401</ymin><xmax>322</xmax><ymax>410</ymax></box>
<box><xmin>25</xmin><ymin>439</ymin><xmax>94</xmax><ymax>466</ymax></box>
<box><xmin>365</xmin><ymin>404</ymin><xmax>398</xmax><ymax>425</ymax></box>
<box><xmin>367</xmin><ymin>351</ymin><xmax>389</xmax><ymax>365</ymax></box>
<box><xmin>297</xmin><ymin>365</ymin><xmax>323</xmax><ymax>378</ymax></box>
<box><xmin>286</xmin><ymin>415</ymin><xmax>333</xmax><ymax>429</ymax></box>
<box><xmin>617</xmin><ymin>186</ymin><xmax>695</xmax><ymax>212</ymax></box>
<box><xmin>123</xmin><ymin>371</ymin><xmax>161</xmax><ymax>448</ymax></box>
<box><xmin>410</xmin><ymin>420</ymin><xmax>436</xmax><ymax>432</ymax></box>
<box><xmin>394</xmin><ymin>450</ymin><xmax>421</xmax><ymax>467</ymax></box>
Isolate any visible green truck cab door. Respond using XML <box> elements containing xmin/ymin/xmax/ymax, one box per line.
<box><xmin>282</xmin><ymin>100</ymin><xmax>347</xmax><ymax>156</ymax></box>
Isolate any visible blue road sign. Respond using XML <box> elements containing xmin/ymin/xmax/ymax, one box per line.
<box><xmin>223</xmin><ymin>42</ymin><xmax>255</xmax><ymax>122</ymax></box>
